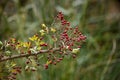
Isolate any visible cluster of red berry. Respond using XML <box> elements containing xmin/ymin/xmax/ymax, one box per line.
<box><xmin>57</xmin><ymin>12</ymin><xmax>70</xmax><ymax>26</ymax></box>
<box><xmin>43</xmin><ymin>12</ymin><xmax>86</xmax><ymax>69</ymax></box>
<box><xmin>8</xmin><ymin>66</ymin><xmax>21</xmax><ymax>80</ymax></box>
<box><xmin>57</xmin><ymin>12</ymin><xmax>86</xmax><ymax>53</ymax></box>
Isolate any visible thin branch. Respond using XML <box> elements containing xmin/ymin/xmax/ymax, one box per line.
<box><xmin>0</xmin><ymin>48</ymin><xmax>60</xmax><ymax>63</ymax></box>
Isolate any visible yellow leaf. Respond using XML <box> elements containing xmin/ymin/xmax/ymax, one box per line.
<box><xmin>39</xmin><ymin>30</ymin><xmax>45</xmax><ymax>36</ymax></box>
<box><xmin>41</xmin><ymin>24</ymin><xmax>46</xmax><ymax>28</ymax></box>
<box><xmin>23</xmin><ymin>42</ymin><xmax>31</xmax><ymax>48</ymax></box>
<box><xmin>11</xmin><ymin>62</ymin><xmax>16</xmax><ymax>67</ymax></box>
<box><xmin>72</xmin><ymin>48</ymin><xmax>80</xmax><ymax>54</ymax></box>
<box><xmin>50</xmin><ymin>27</ymin><xmax>56</xmax><ymax>33</ymax></box>
<box><xmin>46</xmin><ymin>60</ymin><xmax>52</xmax><ymax>65</ymax></box>
<box><xmin>37</xmin><ymin>47</ymin><xmax>41</xmax><ymax>50</ymax></box>
<box><xmin>29</xmin><ymin>35</ymin><xmax>38</xmax><ymax>41</ymax></box>
<box><xmin>10</xmin><ymin>38</ymin><xmax>16</xmax><ymax>43</ymax></box>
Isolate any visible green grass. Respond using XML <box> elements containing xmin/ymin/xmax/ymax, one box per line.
<box><xmin>0</xmin><ymin>0</ymin><xmax>120</xmax><ymax>80</ymax></box>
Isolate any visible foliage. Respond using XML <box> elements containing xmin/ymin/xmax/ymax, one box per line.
<box><xmin>0</xmin><ymin>11</ymin><xmax>86</xmax><ymax>79</ymax></box>
<box><xmin>0</xmin><ymin>0</ymin><xmax>120</xmax><ymax>80</ymax></box>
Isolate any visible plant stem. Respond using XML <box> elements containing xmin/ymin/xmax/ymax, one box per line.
<box><xmin>0</xmin><ymin>48</ymin><xmax>60</xmax><ymax>62</ymax></box>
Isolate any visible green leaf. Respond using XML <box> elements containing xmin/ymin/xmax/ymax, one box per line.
<box><xmin>5</xmin><ymin>51</ymin><xmax>11</xmax><ymax>56</ymax></box>
<box><xmin>0</xmin><ymin>41</ymin><xmax>3</xmax><ymax>45</ymax></box>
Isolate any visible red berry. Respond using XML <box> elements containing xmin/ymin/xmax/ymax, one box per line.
<box><xmin>27</xmin><ymin>50</ymin><xmax>31</xmax><ymax>54</ymax></box>
<box><xmin>57</xmin><ymin>59</ymin><xmax>60</xmax><ymax>62</ymax></box>
<box><xmin>59</xmin><ymin>58</ymin><xmax>63</xmax><ymax>60</ymax></box>
<box><xmin>53</xmin><ymin>62</ymin><xmax>57</xmax><ymax>65</ymax></box>
<box><xmin>59</xmin><ymin>52</ymin><xmax>63</xmax><ymax>54</ymax></box>
<box><xmin>44</xmin><ymin>64</ymin><xmax>48</xmax><ymax>69</ymax></box>
<box><xmin>26</xmin><ymin>60</ymin><xmax>30</xmax><ymax>64</ymax></box>
<box><xmin>12</xmin><ymin>72</ymin><xmax>17</xmax><ymax>75</ymax></box>
<box><xmin>72</xmin><ymin>55</ymin><xmax>76</xmax><ymax>58</ymax></box>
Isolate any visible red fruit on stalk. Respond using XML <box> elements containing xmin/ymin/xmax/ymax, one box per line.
<box><xmin>44</xmin><ymin>64</ymin><xmax>48</xmax><ymax>69</ymax></box>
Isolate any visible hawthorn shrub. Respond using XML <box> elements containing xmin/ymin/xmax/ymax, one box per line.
<box><xmin>0</xmin><ymin>12</ymin><xmax>86</xmax><ymax>80</ymax></box>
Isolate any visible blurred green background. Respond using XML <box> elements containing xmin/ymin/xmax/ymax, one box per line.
<box><xmin>0</xmin><ymin>0</ymin><xmax>120</xmax><ymax>80</ymax></box>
